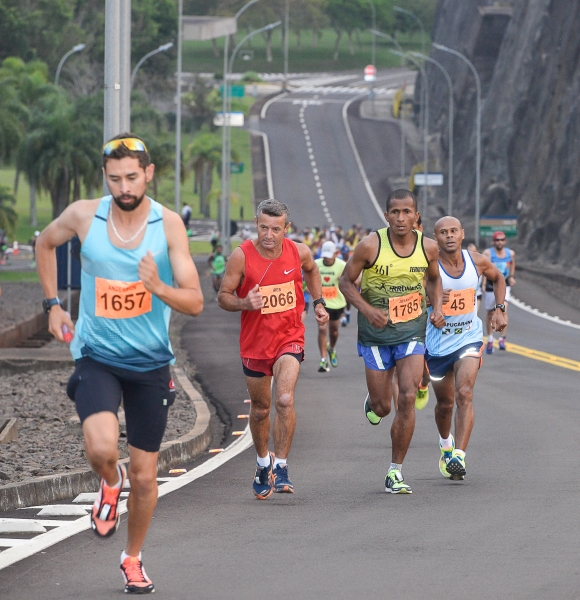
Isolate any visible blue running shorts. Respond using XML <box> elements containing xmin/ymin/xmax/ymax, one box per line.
<box><xmin>357</xmin><ymin>340</ymin><xmax>426</xmax><ymax>371</ymax></box>
<box><xmin>425</xmin><ymin>341</ymin><xmax>483</xmax><ymax>381</ymax></box>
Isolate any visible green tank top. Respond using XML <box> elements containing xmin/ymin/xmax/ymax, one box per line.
<box><xmin>358</xmin><ymin>228</ymin><xmax>429</xmax><ymax>346</ymax></box>
<box><xmin>315</xmin><ymin>257</ymin><xmax>347</xmax><ymax>309</ymax></box>
<box><xmin>210</xmin><ymin>253</ymin><xmax>226</xmax><ymax>275</ymax></box>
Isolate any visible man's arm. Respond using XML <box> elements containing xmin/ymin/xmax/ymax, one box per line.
<box><xmin>36</xmin><ymin>202</ymin><xmax>88</xmax><ymax>342</ymax></box>
<box><xmin>423</xmin><ymin>238</ymin><xmax>445</xmax><ymax>329</ymax></box>
<box><xmin>472</xmin><ymin>252</ymin><xmax>508</xmax><ymax>332</ymax></box>
<box><xmin>339</xmin><ymin>234</ymin><xmax>389</xmax><ymax>329</ymax></box>
<box><xmin>508</xmin><ymin>250</ymin><xmax>516</xmax><ymax>286</ymax></box>
<box><xmin>217</xmin><ymin>247</ymin><xmax>262</xmax><ymax>312</ymax></box>
<box><xmin>140</xmin><ymin>209</ymin><xmax>203</xmax><ymax>316</ymax></box>
<box><xmin>297</xmin><ymin>242</ymin><xmax>328</xmax><ymax>325</ymax></box>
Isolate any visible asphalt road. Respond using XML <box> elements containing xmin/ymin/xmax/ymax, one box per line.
<box><xmin>3</xmin><ymin>73</ymin><xmax>580</xmax><ymax>598</ymax></box>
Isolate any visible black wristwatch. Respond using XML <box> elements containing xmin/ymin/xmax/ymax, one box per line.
<box><xmin>494</xmin><ymin>303</ymin><xmax>506</xmax><ymax>312</ymax></box>
<box><xmin>42</xmin><ymin>297</ymin><xmax>62</xmax><ymax>314</ymax></box>
<box><xmin>312</xmin><ymin>297</ymin><xmax>326</xmax><ymax>309</ymax></box>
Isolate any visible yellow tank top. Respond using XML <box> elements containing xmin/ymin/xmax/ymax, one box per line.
<box><xmin>358</xmin><ymin>228</ymin><xmax>429</xmax><ymax>346</ymax></box>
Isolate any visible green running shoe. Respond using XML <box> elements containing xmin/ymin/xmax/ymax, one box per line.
<box><xmin>446</xmin><ymin>452</ymin><xmax>466</xmax><ymax>480</ymax></box>
<box><xmin>327</xmin><ymin>344</ymin><xmax>338</xmax><ymax>368</ymax></box>
<box><xmin>439</xmin><ymin>434</ymin><xmax>455</xmax><ymax>478</ymax></box>
<box><xmin>385</xmin><ymin>469</ymin><xmax>412</xmax><ymax>494</ymax></box>
<box><xmin>364</xmin><ymin>394</ymin><xmax>381</xmax><ymax>425</ymax></box>
<box><xmin>415</xmin><ymin>385</ymin><xmax>429</xmax><ymax>410</ymax></box>
<box><xmin>318</xmin><ymin>358</ymin><xmax>330</xmax><ymax>373</ymax></box>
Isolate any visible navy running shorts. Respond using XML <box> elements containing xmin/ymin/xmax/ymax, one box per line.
<box><xmin>67</xmin><ymin>356</ymin><xmax>176</xmax><ymax>452</ymax></box>
<box><xmin>425</xmin><ymin>341</ymin><xmax>483</xmax><ymax>381</ymax></box>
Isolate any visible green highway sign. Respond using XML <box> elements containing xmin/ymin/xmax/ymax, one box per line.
<box><xmin>219</xmin><ymin>85</ymin><xmax>245</xmax><ymax>98</ymax></box>
<box><xmin>480</xmin><ymin>216</ymin><xmax>518</xmax><ymax>238</ymax></box>
<box><xmin>230</xmin><ymin>162</ymin><xmax>244</xmax><ymax>174</ymax></box>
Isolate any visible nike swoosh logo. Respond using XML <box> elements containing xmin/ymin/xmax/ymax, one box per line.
<box><xmin>284</xmin><ymin>269</ymin><xmax>295</xmax><ymax>275</ymax></box>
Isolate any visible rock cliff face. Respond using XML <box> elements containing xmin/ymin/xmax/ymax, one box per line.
<box><xmin>420</xmin><ymin>0</ymin><xmax>580</xmax><ymax>268</ymax></box>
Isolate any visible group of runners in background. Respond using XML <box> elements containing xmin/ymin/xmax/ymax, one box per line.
<box><xmin>35</xmin><ymin>135</ymin><xmax>513</xmax><ymax>594</ymax></box>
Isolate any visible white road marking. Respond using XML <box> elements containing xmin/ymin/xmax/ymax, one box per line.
<box><xmin>510</xmin><ymin>297</ymin><xmax>580</xmax><ymax>329</ymax></box>
<box><xmin>0</xmin><ymin>426</ymin><xmax>252</xmax><ymax>571</ymax></box>
<box><xmin>37</xmin><ymin>506</ymin><xmax>90</xmax><ymax>517</ymax></box>
<box><xmin>0</xmin><ymin>521</ymin><xmax>47</xmax><ymax>534</ymax></box>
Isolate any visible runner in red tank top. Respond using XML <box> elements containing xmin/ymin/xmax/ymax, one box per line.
<box><xmin>218</xmin><ymin>199</ymin><xmax>328</xmax><ymax>499</ymax></box>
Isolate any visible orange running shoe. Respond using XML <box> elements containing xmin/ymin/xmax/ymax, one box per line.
<box><xmin>90</xmin><ymin>464</ymin><xmax>126</xmax><ymax>538</ymax></box>
<box><xmin>120</xmin><ymin>555</ymin><xmax>155</xmax><ymax>594</ymax></box>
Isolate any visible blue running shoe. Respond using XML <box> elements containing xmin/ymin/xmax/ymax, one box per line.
<box><xmin>253</xmin><ymin>452</ymin><xmax>275</xmax><ymax>500</ymax></box>
<box><xmin>273</xmin><ymin>463</ymin><xmax>294</xmax><ymax>493</ymax></box>
<box><xmin>446</xmin><ymin>452</ymin><xmax>466</xmax><ymax>481</ymax></box>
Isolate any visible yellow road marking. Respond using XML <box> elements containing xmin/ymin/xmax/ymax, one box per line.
<box><xmin>497</xmin><ymin>341</ymin><xmax>580</xmax><ymax>372</ymax></box>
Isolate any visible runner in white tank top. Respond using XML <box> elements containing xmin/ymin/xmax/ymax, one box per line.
<box><xmin>426</xmin><ymin>217</ymin><xmax>507</xmax><ymax>482</ymax></box>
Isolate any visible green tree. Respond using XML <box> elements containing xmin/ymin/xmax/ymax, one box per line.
<box><xmin>186</xmin><ymin>131</ymin><xmax>223</xmax><ymax>218</ymax></box>
<box><xmin>326</xmin><ymin>0</ymin><xmax>366</xmax><ymax>60</ymax></box>
<box><xmin>0</xmin><ymin>185</ymin><xmax>18</xmax><ymax>235</ymax></box>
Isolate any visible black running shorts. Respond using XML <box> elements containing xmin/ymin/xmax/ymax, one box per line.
<box><xmin>67</xmin><ymin>357</ymin><xmax>176</xmax><ymax>452</ymax></box>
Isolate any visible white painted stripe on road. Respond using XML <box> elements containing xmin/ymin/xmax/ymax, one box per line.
<box><xmin>248</xmin><ymin>130</ymin><xmax>275</xmax><ymax>199</ymax></box>
<box><xmin>510</xmin><ymin>297</ymin><xmax>580</xmax><ymax>330</ymax></box>
<box><xmin>261</xmin><ymin>91</ymin><xmax>288</xmax><ymax>119</ymax></box>
<box><xmin>0</xmin><ymin>426</ymin><xmax>253</xmax><ymax>571</ymax></box>
<box><xmin>342</xmin><ymin>95</ymin><xmax>388</xmax><ymax>225</ymax></box>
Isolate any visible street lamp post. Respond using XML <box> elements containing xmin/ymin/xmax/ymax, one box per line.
<box><xmin>394</xmin><ymin>6</ymin><xmax>425</xmax><ymax>57</ymax></box>
<box><xmin>368</xmin><ymin>1</ymin><xmax>376</xmax><ymax>67</ymax></box>
<box><xmin>372</xmin><ymin>30</ymin><xmax>406</xmax><ymax>177</ymax></box>
<box><xmin>54</xmin><ymin>43</ymin><xmax>86</xmax><ymax>85</ymax></box>
<box><xmin>392</xmin><ymin>50</ymin><xmax>429</xmax><ymax>218</ymax></box>
<box><xmin>131</xmin><ymin>43</ymin><xmax>174</xmax><ymax>88</ymax></box>
<box><xmin>174</xmin><ymin>0</ymin><xmax>183</xmax><ymax>214</ymax></box>
<box><xmin>411</xmin><ymin>52</ymin><xmax>454</xmax><ymax>216</ymax></box>
<box><xmin>220</xmin><ymin>0</ymin><xmax>261</xmax><ymax>255</ymax></box>
<box><xmin>221</xmin><ymin>20</ymin><xmax>281</xmax><ymax>255</ymax></box>
<box><xmin>433</xmin><ymin>43</ymin><xmax>481</xmax><ymax>246</ymax></box>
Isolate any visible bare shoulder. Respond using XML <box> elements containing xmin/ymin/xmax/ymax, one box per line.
<box><xmin>422</xmin><ymin>235</ymin><xmax>439</xmax><ymax>260</ymax></box>
<box><xmin>355</xmin><ymin>231</ymin><xmax>379</xmax><ymax>255</ymax></box>
<box><xmin>468</xmin><ymin>250</ymin><xmax>490</xmax><ymax>268</ymax></box>
<box><xmin>294</xmin><ymin>241</ymin><xmax>312</xmax><ymax>261</ymax></box>
<box><xmin>161</xmin><ymin>206</ymin><xmax>184</xmax><ymax>227</ymax></box>
<box><xmin>62</xmin><ymin>199</ymin><xmax>100</xmax><ymax>229</ymax></box>
<box><xmin>227</xmin><ymin>246</ymin><xmax>246</xmax><ymax>270</ymax></box>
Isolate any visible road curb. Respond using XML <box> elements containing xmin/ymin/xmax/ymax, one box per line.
<box><xmin>0</xmin><ymin>366</ymin><xmax>211</xmax><ymax>513</ymax></box>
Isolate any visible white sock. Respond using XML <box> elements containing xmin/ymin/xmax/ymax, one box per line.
<box><xmin>455</xmin><ymin>449</ymin><xmax>466</xmax><ymax>459</ymax></box>
<box><xmin>257</xmin><ymin>454</ymin><xmax>271</xmax><ymax>467</ymax></box>
<box><xmin>121</xmin><ymin>550</ymin><xmax>141</xmax><ymax>563</ymax></box>
<box><xmin>274</xmin><ymin>457</ymin><xmax>287</xmax><ymax>468</ymax></box>
<box><xmin>389</xmin><ymin>462</ymin><xmax>402</xmax><ymax>472</ymax></box>
<box><xmin>499</xmin><ymin>336</ymin><xmax>505</xmax><ymax>341</ymax></box>
<box><xmin>439</xmin><ymin>435</ymin><xmax>453</xmax><ymax>450</ymax></box>
<box><xmin>108</xmin><ymin>464</ymin><xmax>123</xmax><ymax>489</ymax></box>
<box><xmin>487</xmin><ymin>334</ymin><xmax>494</xmax><ymax>343</ymax></box>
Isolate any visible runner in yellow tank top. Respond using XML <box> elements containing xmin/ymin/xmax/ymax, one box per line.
<box><xmin>339</xmin><ymin>189</ymin><xmax>445</xmax><ymax>494</ymax></box>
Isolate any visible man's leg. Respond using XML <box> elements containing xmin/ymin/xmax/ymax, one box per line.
<box><xmin>245</xmin><ymin>374</ymin><xmax>273</xmax><ymax>458</ymax></box>
<box><xmin>125</xmin><ymin>446</ymin><xmax>159</xmax><ymax>557</ymax></box>
<box><xmin>390</xmin><ymin>354</ymin><xmax>424</xmax><ymax>464</ymax></box>
<box><xmin>317</xmin><ymin>320</ymin><xmax>328</xmax><ymax>361</ymax></box>
<box><xmin>83</xmin><ymin>412</ymin><xmax>121</xmax><ymax>486</ymax></box>
<box><xmin>365</xmin><ymin>367</ymin><xmax>394</xmax><ymax>418</ymax></box>
<box><xmin>328</xmin><ymin>317</ymin><xmax>340</xmax><ymax>350</ymax></box>
<box><xmin>452</xmin><ymin>357</ymin><xmax>480</xmax><ymax>451</ymax></box>
<box><xmin>431</xmin><ymin>371</ymin><xmax>455</xmax><ymax>441</ymax></box>
<box><xmin>272</xmin><ymin>354</ymin><xmax>301</xmax><ymax>460</ymax></box>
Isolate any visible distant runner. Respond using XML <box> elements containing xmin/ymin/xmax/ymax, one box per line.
<box><xmin>208</xmin><ymin>244</ymin><xmax>226</xmax><ymax>299</ymax></box>
<box><xmin>483</xmin><ymin>231</ymin><xmax>515</xmax><ymax>353</ymax></box>
<box><xmin>339</xmin><ymin>189</ymin><xmax>445</xmax><ymax>494</ymax></box>
<box><xmin>315</xmin><ymin>241</ymin><xmax>347</xmax><ymax>372</ymax></box>
<box><xmin>426</xmin><ymin>217</ymin><xmax>507</xmax><ymax>479</ymax></box>
<box><xmin>36</xmin><ymin>134</ymin><xmax>203</xmax><ymax>594</ymax></box>
<box><xmin>218</xmin><ymin>199</ymin><xmax>328</xmax><ymax>499</ymax></box>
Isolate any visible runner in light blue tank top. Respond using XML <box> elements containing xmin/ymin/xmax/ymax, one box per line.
<box><xmin>71</xmin><ymin>196</ymin><xmax>174</xmax><ymax>371</ymax></box>
<box><xmin>35</xmin><ymin>134</ymin><xmax>204</xmax><ymax>593</ymax></box>
<box><xmin>426</xmin><ymin>217</ymin><xmax>507</xmax><ymax>484</ymax></box>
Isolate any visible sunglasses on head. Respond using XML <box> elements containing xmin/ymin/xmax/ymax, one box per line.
<box><xmin>102</xmin><ymin>138</ymin><xmax>148</xmax><ymax>155</ymax></box>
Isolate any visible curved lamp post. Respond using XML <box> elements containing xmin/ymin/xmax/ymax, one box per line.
<box><xmin>410</xmin><ymin>51</ymin><xmax>454</xmax><ymax>216</ymax></box>
<box><xmin>55</xmin><ymin>43</ymin><xmax>86</xmax><ymax>85</ymax></box>
<box><xmin>392</xmin><ymin>50</ymin><xmax>429</xmax><ymax>218</ymax></box>
<box><xmin>221</xmin><ymin>20</ymin><xmax>282</xmax><ymax>254</ymax></box>
<box><xmin>433</xmin><ymin>43</ymin><xmax>481</xmax><ymax>246</ymax></box>
<box><xmin>131</xmin><ymin>43</ymin><xmax>174</xmax><ymax>88</ymax></box>
<box><xmin>394</xmin><ymin>6</ymin><xmax>425</xmax><ymax>57</ymax></box>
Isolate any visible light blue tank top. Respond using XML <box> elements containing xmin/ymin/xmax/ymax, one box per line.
<box><xmin>426</xmin><ymin>250</ymin><xmax>483</xmax><ymax>356</ymax></box>
<box><xmin>71</xmin><ymin>196</ymin><xmax>174</xmax><ymax>371</ymax></box>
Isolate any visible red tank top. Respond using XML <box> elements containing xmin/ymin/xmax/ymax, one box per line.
<box><xmin>237</xmin><ymin>238</ymin><xmax>305</xmax><ymax>359</ymax></box>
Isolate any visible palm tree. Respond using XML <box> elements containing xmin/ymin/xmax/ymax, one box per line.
<box><xmin>0</xmin><ymin>186</ymin><xmax>17</xmax><ymax>236</ymax></box>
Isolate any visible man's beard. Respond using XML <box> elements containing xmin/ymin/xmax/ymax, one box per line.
<box><xmin>113</xmin><ymin>193</ymin><xmax>145</xmax><ymax>212</ymax></box>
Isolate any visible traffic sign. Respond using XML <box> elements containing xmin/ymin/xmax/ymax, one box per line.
<box><xmin>480</xmin><ymin>216</ymin><xmax>518</xmax><ymax>238</ymax></box>
<box><xmin>219</xmin><ymin>85</ymin><xmax>245</xmax><ymax>98</ymax></box>
<box><xmin>413</xmin><ymin>173</ymin><xmax>444</xmax><ymax>186</ymax></box>
<box><xmin>230</xmin><ymin>162</ymin><xmax>244</xmax><ymax>174</ymax></box>
<box><xmin>364</xmin><ymin>64</ymin><xmax>376</xmax><ymax>82</ymax></box>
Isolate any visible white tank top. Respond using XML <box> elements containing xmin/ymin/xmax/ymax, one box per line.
<box><xmin>426</xmin><ymin>250</ymin><xmax>483</xmax><ymax>356</ymax></box>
